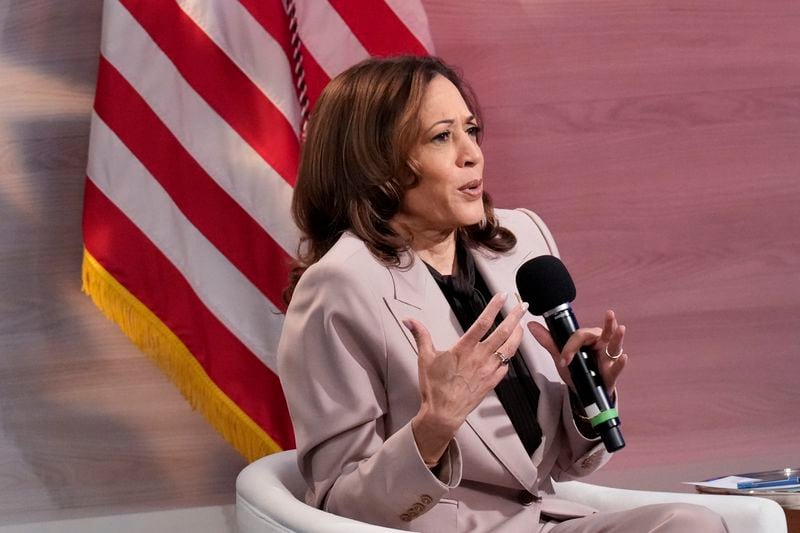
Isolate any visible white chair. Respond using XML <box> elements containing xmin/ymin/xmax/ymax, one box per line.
<box><xmin>236</xmin><ymin>450</ymin><xmax>787</xmax><ymax>533</ymax></box>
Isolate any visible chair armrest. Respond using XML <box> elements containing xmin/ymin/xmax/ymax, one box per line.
<box><xmin>552</xmin><ymin>480</ymin><xmax>787</xmax><ymax>533</ymax></box>
<box><xmin>236</xmin><ymin>451</ymin><xmax>405</xmax><ymax>533</ymax></box>
<box><xmin>236</xmin><ymin>451</ymin><xmax>787</xmax><ymax>533</ymax></box>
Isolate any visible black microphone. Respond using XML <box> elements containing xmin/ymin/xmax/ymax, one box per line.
<box><xmin>516</xmin><ymin>255</ymin><xmax>625</xmax><ymax>453</ymax></box>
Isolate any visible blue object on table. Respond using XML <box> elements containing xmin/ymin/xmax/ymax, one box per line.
<box><xmin>737</xmin><ymin>477</ymin><xmax>800</xmax><ymax>490</ymax></box>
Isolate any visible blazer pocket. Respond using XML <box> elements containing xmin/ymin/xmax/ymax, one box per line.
<box><xmin>539</xmin><ymin>495</ymin><xmax>597</xmax><ymax>521</ymax></box>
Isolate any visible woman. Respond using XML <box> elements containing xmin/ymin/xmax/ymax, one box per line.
<box><xmin>278</xmin><ymin>56</ymin><xmax>726</xmax><ymax>532</ymax></box>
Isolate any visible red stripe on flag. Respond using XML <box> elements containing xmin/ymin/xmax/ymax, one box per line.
<box><xmin>94</xmin><ymin>56</ymin><xmax>291</xmax><ymax>312</ymax></box>
<box><xmin>119</xmin><ymin>0</ymin><xmax>299</xmax><ymax>186</ymax></box>
<box><xmin>236</xmin><ymin>0</ymin><xmax>292</xmax><ymax>56</ymax></box>
<box><xmin>83</xmin><ymin>179</ymin><xmax>295</xmax><ymax>449</ymax></box>
<box><xmin>328</xmin><ymin>0</ymin><xmax>428</xmax><ymax>57</ymax></box>
<box><xmin>237</xmin><ymin>0</ymin><xmax>331</xmax><ymax>110</ymax></box>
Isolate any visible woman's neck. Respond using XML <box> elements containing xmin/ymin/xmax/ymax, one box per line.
<box><xmin>416</xmin><ymin>233</ymin><xmax>457</xmax><ymax>275</ymax></box>
<box><xmin>392</xmin><ymin>219</ymin><xmax>457</xmax><ymax>275</ymax></box>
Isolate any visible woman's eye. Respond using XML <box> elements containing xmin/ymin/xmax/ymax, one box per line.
<box><xmin>432</xmin><ymin>130</ymin><xmax>451</xmax><ymax>143</ymax></box>
<box><xmin>467</xmin><ymin>125</ymin><xmax>482</xmax><ymax>138</ymax></box>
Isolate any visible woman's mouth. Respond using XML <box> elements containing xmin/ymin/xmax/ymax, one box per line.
<box><xmin>459</xmin><ymin>179</ymin><xmax>483</xmax><ymax>198</ymax></box>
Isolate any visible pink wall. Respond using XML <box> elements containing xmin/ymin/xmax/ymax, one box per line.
<box><xmin>2</xmin><ymin>1</ymin><xmax>798</xmax><ymax>525</ymax></box>
<box><xmin>426</xmin><ymin>0</ymin><xmax>800</xmax><ymax>489</ymax></box>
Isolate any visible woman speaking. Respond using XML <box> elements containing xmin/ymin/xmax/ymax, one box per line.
<box><xmin>277</xmin><ymin>56</ymin><xmax>726</xmax><ymax>532</ymax></box>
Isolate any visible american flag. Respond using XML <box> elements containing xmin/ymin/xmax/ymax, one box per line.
<box><xmin>82</xmin><ymin>0</ymin><xmax>433</xmax><ymax>461</ymax></box>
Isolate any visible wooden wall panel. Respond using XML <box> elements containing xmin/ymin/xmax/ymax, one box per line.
<box><xmin>426</xmin><ymin>0</ymin><xmax>800</xmax><ymax>490</ymax></box>
<box><xmin>1</xmin><ymin>0</ymin><xmax>798</xmax><ymax>525</ymax></box>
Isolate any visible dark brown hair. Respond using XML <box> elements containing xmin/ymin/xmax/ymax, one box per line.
<box><xmin>284</xmin><ymin>55</ymin><xmax>516</xmax><ymax>304</ymax></box>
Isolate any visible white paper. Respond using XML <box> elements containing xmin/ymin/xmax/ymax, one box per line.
<box><xmin>682</xmin><ymin>475</ymin><xmax>758</xmax><ymax>490</ymax></box>
<box><xmin>684</xmin><ymin>475</ymin><xmax>800</xmax><ymax>491</ymax></box>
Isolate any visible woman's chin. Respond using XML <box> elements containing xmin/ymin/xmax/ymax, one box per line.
<box><xmin>460</xmin><ymin>212</ymin><xmax>486</xmax><ymax>228</ymax></box>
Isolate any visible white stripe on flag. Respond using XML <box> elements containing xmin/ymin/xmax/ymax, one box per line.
<box><xmin>87</xmin><ymin>113</ymin><xmax>284</xmax><ymax>372</ymax></box>
<box><xmin>295</xmin><ymin>0</ymin><xmax>370</xmax><ymax>78</ymax></box>
<box><xmin>175</xmin><ymin>0</ymin><xmax>302</xmax><ymax>135</ymax></box>
<box><xmin>384</xmin><ymin>0</ymin><xmax>435</xmax><ymax>53</ymax></box>
<box><xmin>101</xmin><ymin>0</ymin><xmax>300</xmax><ymax>257</ymax></box>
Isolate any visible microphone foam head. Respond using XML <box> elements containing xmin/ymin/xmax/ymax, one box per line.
<box><xmin>515</xmin><ymin>255</ymin><xmax>576</xmax><ymax>315</ymax></box>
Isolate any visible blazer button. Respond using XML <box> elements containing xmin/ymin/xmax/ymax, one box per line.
<box><xmin>517</xmin><ymin>490</ymin><xmax>539</xmax><ymax>506</ymax></box>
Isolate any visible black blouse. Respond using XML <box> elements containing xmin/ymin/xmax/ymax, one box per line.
<box><xmin>424</xmin><ymin>243</ymin><xmax>543</xmax><ymax>456</ymax></box>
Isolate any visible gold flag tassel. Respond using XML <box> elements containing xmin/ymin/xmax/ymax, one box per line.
<box><xmin>81</xmin><ymin>248</ymin><xmax>281</xmax><ymax>462</ymax></box>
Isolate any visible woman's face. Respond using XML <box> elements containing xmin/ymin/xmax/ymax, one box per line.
<box><xmin>396</xmin><ymin>75</ymin><xmax>485</xmax><ymax>235</ymax></box>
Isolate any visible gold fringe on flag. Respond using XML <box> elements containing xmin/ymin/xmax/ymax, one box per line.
<box><xmin>81</xmin><ymin>248</ymin><xmax>282</xmax><ymax>462</ymax></box>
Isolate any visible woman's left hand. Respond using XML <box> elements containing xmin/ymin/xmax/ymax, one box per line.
<box><xmin>527</xmin><ymin>310</ymin><xmax>628</xmax><ymax>396</ymax></box>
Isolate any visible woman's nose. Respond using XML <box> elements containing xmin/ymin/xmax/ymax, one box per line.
<box><xmin>456</xmin><ymin>132</ymin><xmax>482</xmax><ymax>168</ymax></box>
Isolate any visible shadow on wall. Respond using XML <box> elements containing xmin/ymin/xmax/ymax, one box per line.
<box><xmin>0</xmin><ymin>115</ymin><xmax>178</xmax><ymax>517</ymax></box>
<box><xmin>0</xmin><ymin>0</ymin><xmax>235</xmax><ymax>522</ymax></box>
<box><xmin>0</xmin><ymin>0</ymin><xmax>104</xmax><ymax>88</ymax></box>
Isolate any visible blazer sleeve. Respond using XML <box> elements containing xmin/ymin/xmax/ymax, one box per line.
<box><xmin>550</xmin><ymin>392</ymin><xmax>612</xmax><ymax>481</ymax></box>
<box><xmin>514</xmin><ymin>208</ymin><xmax>614</xmax><ymax>480</ymax></box>
<box><xmin>277</xmin><ymin>260</ymin><xmax>461</xmax><ymax>528</ymax></box>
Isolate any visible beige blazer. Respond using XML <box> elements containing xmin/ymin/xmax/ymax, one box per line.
<box><xmin>278</xmin><ymin>208</ymin><xmax>612</xmax><ymax>532</ymax></box>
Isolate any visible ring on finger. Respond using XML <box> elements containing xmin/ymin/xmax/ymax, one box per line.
<box><xmin>493</xmin><ymin>351</ymin><xmax>510</xmax><ymax>365</ymax></box>
<box><xmin>604</xmin><ymin>345</ymin><xmax>623</xmax><ymax>360</ymax></box>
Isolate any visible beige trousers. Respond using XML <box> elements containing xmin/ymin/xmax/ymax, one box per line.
<box><xmin>542</xmin><ymin>503</ymin><xmax>729</xmax><ymax>533</ymax></box>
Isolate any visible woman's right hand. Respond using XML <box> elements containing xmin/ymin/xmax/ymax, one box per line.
<box><xmin>403</xmin><ymin>293</ymin><xmax>528</xmax><ymax>466</ymax></box>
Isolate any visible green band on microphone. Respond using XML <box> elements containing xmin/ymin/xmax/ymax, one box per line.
<box><xmin>589</xmin><ymin>407</ymin><xmax>619</xmax><ymax>428</ymax></box>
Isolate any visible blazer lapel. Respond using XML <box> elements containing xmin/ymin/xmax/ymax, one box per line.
<box><xmin>383</xmin><ymin>249</ymin><xmax>542</xmax><ymax>490</ymax></box>
<box><xmin>467</xmin><ymin>247</ymin><xmax>542</xmax><ymax>489</ymax></box>
<box><xmin>382</xmin><ymin>253</ymin><xmax>463</xmax><ymax>354</ymax></box>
